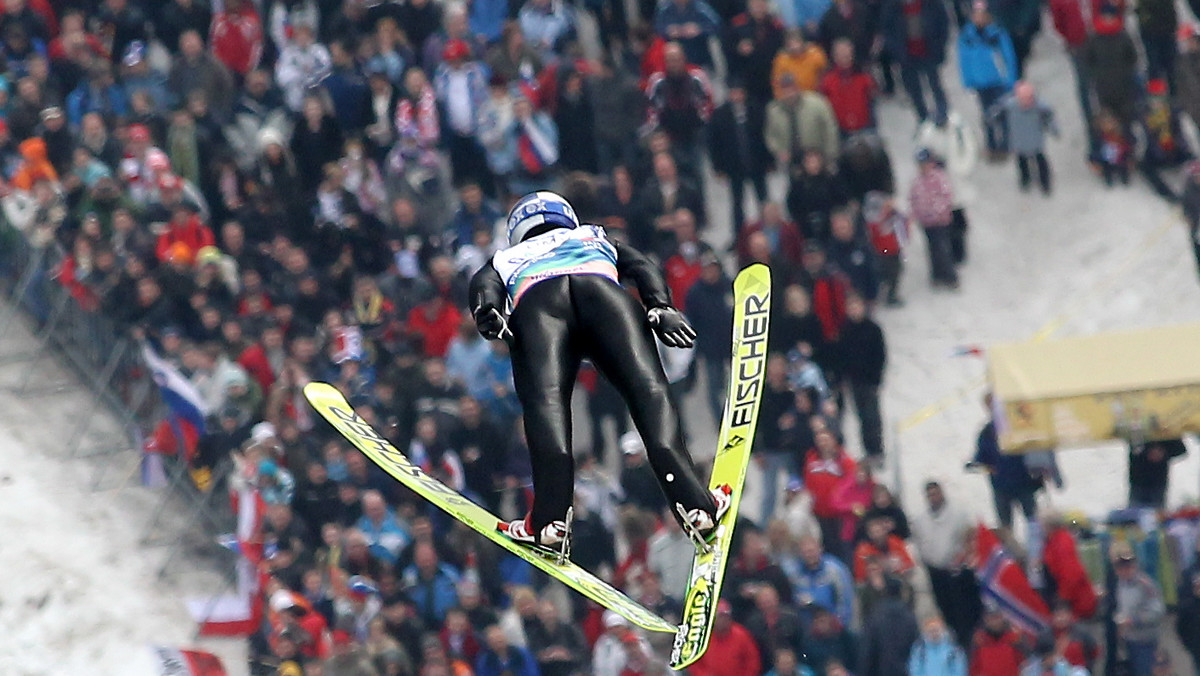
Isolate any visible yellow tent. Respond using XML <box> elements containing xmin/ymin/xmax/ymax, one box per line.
<box><xmin>988</xmin><ymin>323</ymin><xmax>1200</xmax><ymax>452</ymax></box>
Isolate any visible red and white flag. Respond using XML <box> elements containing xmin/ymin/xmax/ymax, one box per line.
<box><xmin>151</xmin><ymin>646</ymin><xmax>227</xmax><ymax>676</ymax></box>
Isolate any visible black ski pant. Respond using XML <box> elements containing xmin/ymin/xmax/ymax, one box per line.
<box><xmin>508</xmin><ymin>275</ymin><xmax>714</xmax><ymax>534</ymax></box>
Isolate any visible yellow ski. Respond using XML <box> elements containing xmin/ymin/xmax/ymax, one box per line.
<box><xmin>669</xmin><ymin>263</ymin><xmax>771</xmax><ymax>669</ymax></box>
<box><xmin>303</xmin><ymin>382</ymin><xmax>676</xmax><ymax>634</ymax></box>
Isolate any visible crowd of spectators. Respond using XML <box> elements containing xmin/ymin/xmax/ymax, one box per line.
<box><xmin>2</xmin><ymin>0</ymin><xmax>1200</xmax><ymax>674</ymax></box>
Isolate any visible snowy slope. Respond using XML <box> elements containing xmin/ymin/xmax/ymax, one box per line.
<box><xmin>0</xmin><ymin>348</ymin><xmax>247</xmax><ymax>675</ymax></box>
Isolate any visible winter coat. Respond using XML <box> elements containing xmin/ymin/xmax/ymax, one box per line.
<box><xmin>840</xmin><ymin>134</ymin><xmax>896</xmax><ymax>199</ymax></box>
<box><xmin>988</xmin><ymin>95</ymin><xmax>1058</xmax><ymax>155</ymax></box>
<box><xmin>1048</xmin><ymin>0</ymin><xmax>1088</xmax><ymax>48</ymax></box>
<box><xmin>772</xmin><ymin>45</ymin><xmax>830</xmax><ymax>95</ymax></box>
<box><xmin>519</xmin><ymin>0</ymin><xmax>576</xmax><ymax>61</ymax></box>
<box><xmin>827</xmin><ymin>238</ymin><xmax>880</xmax><ymax>302</ymax></box>
<box><xmin>686</xmin><ymin>275</ymin><xmax>735</xmax><ymax>359</ymax></box>
<box><xmin>1135</xmin><ymin>0</ymin><xmax>1176</xmax><ymax>39</ymax></box>
<box><xmin>831</xmin><ymin>316</ymin><xmax>885</xmax><ymax>384</ymax></box>
<box><xmin>765</xmin><ymin>92</ymin><xmax>842</xmax><ymax>164</ymax></box>
<box><xmin>969</xmin><ymin>629</ymin><xmax>1025</xmax><ymax>676</ymax></box>
<box><xmin>957</xmin><ymin>23</ymin><xmax>1018</xmax><ymax>91</ymax></box>
<box><xmin>591</xmin><ymin>71</ymin><xmax>646</xmax><ymax>144</ymax></box>
<box><xmin>646</xmin><ymin>67</ymin><xmax>714</xmax><ymax>145</ymax></box>
<box><xmin>10</xmin><ymin>137</ymin><xmax>57</xmax><ymax>191</ymax></box>
<box><xmin>1041</xmin><ymin>528</ymin><xmax>1098</xmax><ymax>619</ymax></box>
<box><xmin>990</xmin><ymin>0</ymin><xmax>1042</xmax><ymax>38</ymax></box>
<box><xmin>820</xmin><ymin>67</ymin><xmax>876</xmax><ymax>132</ymax></box>
<box><xmin>909</xmin><ymin>637</ymin><xmax>968</xmax><ymax>676</ymax></box>
<box><xmin>738</xmin><ymin>219</ymin><xmax>806</xmax><ymax>265</ymax></box>
<box><xmin>817</xmin><ymin>0</ymin><xmax>878</xmax><ymax>63</ymax></box>
<box><xmin>403</xmin><ymin>563</ymin><xmax>462</xmax><ymax>627</ymax></box>
<box><xmin>862</xmin><ymin>597</ymin><xmax>920</xmax><ymax>676</ymax></box>
<box><xmin>1174</xmin><ymin>50</ymin><xmax>1200</xmax><ymax>124</ymax></box>
<box><xmin>690</xmin><ymin>622</ymin><xmax>762</xmax><ymax>676</ymax></box>
<box><xmin>908</xmin><ymin>167</ymin><xmax>954</xmax><ymax>228</ymax></box>
<box><xmin>783</xmin><ymin>553</ymin><xmax>856</xmax><ymax>626</ymax></box>
<box><xmin>854</xmin><ymin>535</ymin><xmax>915</xmax><ymax>580</ymax></box>
<box><xmin>879</xmin><ymin>0</ymin><xmax>950</xmax><ymax>64</ymax></box>
<box><xmin>155</xmin><ymin>217</ymin><xmax>216</xmax><ymax>263</ymax></box>
<box><xmin>474</xmin><ymin>645</ymin><xmax>538</xmax><ymax>676</ymax></box>
<box><xmin>1114</xmin><ymin>570</ymin><xmax>1165</xmax><ymax>643</ymax></box>
<box><xmin>210</xmin><ymin>4</ymin><xmax>263</xmax><ymax>76</ymax></box>
<box><xmin>169</xmin><ymin>53</ymin><xmax>237</xmax><ymax>119</ymax></box>
<box><xmin>745</xmin><ymin>607</ymin><xmax>807</xmax><ymax>671</ymax></box>
<box><xmin>804</xmin><ymin>448</ymin><xmax>858</xmax><ymax>518</ymax></box>
<box><xmin>723</xmin><ymin>13</ymin><xmax>787</xmax><ymax>103</ymax></box>
<box><xmin>804</xmin><ymin>625</ymin><xmax>858</xmax><ymax>671</ymax></box>
<box><xmin>654</xmin><ymin>0</ymin><xmax>721</xmax><ymax>66</ymax></box>
<box><xmin>709</xmin><ymin>99</ymin><xmax>773</xmax><ymax>177</ymax></box>
<box><xmin>1082</xmin><ymin>30</ymin><xmax>1138</xmax><ymax>123</ymax></box>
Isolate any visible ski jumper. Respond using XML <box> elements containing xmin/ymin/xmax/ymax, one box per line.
<box><xmin>469</xmin><ymin>225</ymin><xmax>715</xmax><ymax>535</ymax></box>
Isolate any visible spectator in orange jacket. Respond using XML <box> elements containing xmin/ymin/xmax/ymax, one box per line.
<box><xmin>853</xmin><ymin>515</ymin><xmax>915</xmax><ymax>581</ymax></box>
<box><xmin>690</xmin><ymin>599</ymin><xmax>762</xmax><ymax>676</ymax></box>
<box><xmin>772</xmin><ymin>29</ymin><xmax>829</xmax><ymax>97</ymax></box>
<box><xmin>10</xmin><ymin>136</ymin><xmax>58</xmax><ymax>190</ymax></box>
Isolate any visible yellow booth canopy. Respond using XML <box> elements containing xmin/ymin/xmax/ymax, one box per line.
<box><xmin>988</xmin><ymin>323</ymin><xmax>1200</xmax><ymax>452</ymax></box>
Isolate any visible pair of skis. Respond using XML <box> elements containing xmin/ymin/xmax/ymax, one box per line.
<box><xmin>303</xmin><ymin>264</ymin><xmax>770</xmax><ymax>669</ymax></box>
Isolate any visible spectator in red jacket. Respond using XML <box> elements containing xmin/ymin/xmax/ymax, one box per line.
<box><xmin>210</xmin><ymin>0</ymin><xmax>263</xmax><ymax>78</ymax></box>
<box><xmin>690</xmin><ymin>599</ymin><xmax>762</xmax><ymax>676</ymax></box>
<box><xmin>1040</xmin><ymin>514</ymin><xmax>1098</xmax><ymax>620</ymax></box>
<box><xmin>407</xmin><ymin>294</ymin><xmax>463</xmax><ymax>358</ymax></box>
<box><xmin>799</xmin><ymin>242</ymin><xmax>849</xmax><ymax>343</ymax></box>
<box><xmin>969</xmin><ymin>609</ymin><xmax>1027</xmax><ymax>676</ymax></box>
<box><xmin>821</xmin><ymin>38</ymin><xmax>877</xmax><ymax>135</ymax></box>
<box><xmin>804</xmin><ymin>427</ymin><xmax>857</xmax><ymax>559</ymax></box>
<box><xmin>155</xmin><ymin>203</ymin><xmax>215</xmax><ymax>263</ymax></box>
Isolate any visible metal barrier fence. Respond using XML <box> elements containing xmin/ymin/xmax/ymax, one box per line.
<box><xmin>0</xmin><ymin>217</ymin><xmax>233</xmax><ymax>578</ymax></box>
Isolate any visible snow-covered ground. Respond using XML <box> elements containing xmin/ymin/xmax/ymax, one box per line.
<box><xmin>0</xmin><ymin>345</ymin><xmax>248</xmax><ymax>674</ymax></box>
<box><xmin>2</xmin><ymin>19</ymin><xmax>1200</xmax><ymax>676</ymax></box>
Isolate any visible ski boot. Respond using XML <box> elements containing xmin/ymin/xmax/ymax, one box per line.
<box><xmin>498</xmin><ymin>507</ymin><xmax>574</xmax><ymax>565</ymax></box>
<box><xmin>675</xmin><ymin>485</ymin><xmax>732</xmax><ymax>555</ymax></box>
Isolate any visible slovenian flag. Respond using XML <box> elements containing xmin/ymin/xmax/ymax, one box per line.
<box><xmin>141</xmin><ymin>342</ymin><xmax>207</xmax><ymax>464</ymax></box>
<box><xmin>142</xmin><ymin>342</ymin><xmax>208</xmax><ymax>434</ymax></box>
<box><xmin>972</xmin><ymin>524</ymin><xmax>1050</xmax><ymax>634</ymax></box>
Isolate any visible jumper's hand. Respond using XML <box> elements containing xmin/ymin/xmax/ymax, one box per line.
<box><xmin>648</xmin><ymin>307</ymin><xmax>696</xmax><ymax>349</ymax></box>
<box><xmin>473</xmin><ymin>305</ymin><xmax>512</xmax><ymax>341</ymax></box>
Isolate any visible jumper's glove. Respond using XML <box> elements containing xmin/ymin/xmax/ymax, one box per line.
<box><xmin>647</xmin><ymin>307</ymin><xmax>696</xmax><ymax>349</ymax></box>
<box><xmin>473</xmin><ymin>304</ymin><xmax>512</xmax><ymax>341</ymax></box>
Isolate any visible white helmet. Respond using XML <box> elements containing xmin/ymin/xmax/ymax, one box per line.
<box><xmin>505</xmin><ymin>191</ymin><xmax>579</xmax><ymax>246</ymax></box>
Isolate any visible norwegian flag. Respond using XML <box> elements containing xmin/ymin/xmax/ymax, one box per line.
<box><xmin>972</xmin><ymin>524</ymin><xmax>1050</xmax><ymax>634</ymax></box>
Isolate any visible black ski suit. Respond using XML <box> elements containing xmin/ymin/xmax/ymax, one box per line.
<box><xmin>468</xmin><ymin>233</ymin><xmax>715</xmax><ymax>536</ymax></box>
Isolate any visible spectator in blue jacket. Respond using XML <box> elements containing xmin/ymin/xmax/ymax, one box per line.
<box><xmin>784</xmin><ymin>535</ymin><xmax>856</xmax><ymax>629</ymax></box>
<box><xmin>957</xmin><ymin>2</ymin><xmax>1017</xmax><ymax>158</ymax></box>
<box><xmin>356</xmin><ymin>490</ymin><xmax>411</xmax><ymax>565</ymax></box>
<box><xmin>908</xmin><ymin>616</ymin><xmax>968</xmax><ymax>676</ymax></box>
<box><xmin>969</xmin><ymin>393</ymin><xmax>1046</xmax><ymax>530</ymax></box>
<box><xmin>66</xmin><ymin>61</ymin><xmax>129</xmax><ymax>127</ymax></box>
<box><xmin>403</xmin><ymin>541</ymin><xmax>462</xmax><ymax>627</ymax></box>
<box><xmin>518</xmin><ymin>0</ymin><xmax>576</xmax><ymax>64</ymax></box>
<box><xmin>476</xmin><ymin>624</ymin><xmax>540</xmax><ymax>676</ymax></box>
<box><xmin>879</xmin><ymin>0</ymin><xmax>950</xmax><ymax>125</ymax></box>
<box><xmin>655</xmin><ymin>0</ymin><xmax>721</xmax><ymax>68</ymax></box>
